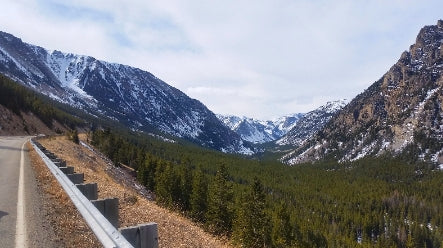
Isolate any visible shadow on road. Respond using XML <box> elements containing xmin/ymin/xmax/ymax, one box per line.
<box><xmin>0</xmin><ymin>145</ymin><xmax>27</xmax><ymax>152</ymax></box>
<box><xmin>0</xmin><ymin>210</ymin><xmax>9</xmax><ymax>220</ymax></box>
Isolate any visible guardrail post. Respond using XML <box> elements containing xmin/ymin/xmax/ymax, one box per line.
<box><xmin>120</xmin><ymin>223</ymin><xmax>159</xmax><ymax>248</ymax></box>
<box><xmin>44</xmin><ymin>152</ymin><xmax>57</xmax><ymax>159</ymax></box>
<box><xmin>53</xmin><ymin>161</ymin><xmax>67</xmax><ymax>167</ymax></box>
<box><xmin>59</xmin><ymin>166</ymin><xmax>75</xmax><ymax>174</ymax></box>
<box><xmin>67</xmin><ymin>173</ymin><xmax>84</xmax><ymax>184</ymax></box>
<box><xmin>91</xmin><ymin>198</ymin><xmax>119</xmax><ymax>228</ymax></box>
<box><xmin>76</xmin><ymin>183</ymin><xmax>98</xmax><ymax>200</ymax></box>
<box><xmin>52</xmin><ymin>158</ymin><xmax>66</xmax><ymax>167</ymax></box>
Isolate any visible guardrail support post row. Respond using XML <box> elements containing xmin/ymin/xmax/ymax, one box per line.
<box><xmin>31</xmin><ymin>139</ymin><xmax>134</xmax><ymax>247</ymax></box>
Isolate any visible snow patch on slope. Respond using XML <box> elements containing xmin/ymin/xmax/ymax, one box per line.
<box><xmin>46</xmin><ymin>51</ymin><xmax>95</xmax><ymax>100</ymax></box>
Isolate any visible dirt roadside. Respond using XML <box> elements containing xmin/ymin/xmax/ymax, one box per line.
<box><xmin>33</xmin><ymin>135</ymin><xmax>232</xmax><ymax>248</ymax></box>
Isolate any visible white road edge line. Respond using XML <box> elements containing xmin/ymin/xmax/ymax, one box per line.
<box><xmin>15</xmin><ymin>140</ymin><xmax>27</xmax><ymax>248</ymax></box>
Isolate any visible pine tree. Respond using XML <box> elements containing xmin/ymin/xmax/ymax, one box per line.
<box><xmin>67</xmin><ymin>129</ymin><xmax>79</xmax><ymax>144</ymax></box>
<box><xmin>206</xmin><ymin>164</ymin><xmax>233</xmax><ymax>235</ymax></box>
<box><xmin>144</xmin><ymin>156</ymin><xmax>157</xmax><ymax>191</ymax></box>
<box><xmin>190</xmin><ymin>167</ymin><xmax>208</xmax><ymax>222</ymax></box>
<box><xmin>137</xmin><ymin>161</ymin><xmax>147</xmax><ymax>186</ymax></box>
<box><xmin>233</xmin><ymin>177</ymin><xmax>270</xmax><ymax>247</ymax></box>
<box><xmin>137</xmin><ymin>155</ymin><xmax>157</xmax><ymax>190</ymax></box>
<box><xmin>405</xmin><ymin>233</ymin><xmax>415</xmax><ymax>248</ymax></box>
<box><xmin>154</xmin><ymin>161</ymin><xmax>172</xmax><ymax>207</ymax></box>
<box><xmin>134</xmin><ymin>149</ymin><xmax>145</xmax><ymax>170</ymax></box>
<box><xmin>271</xmin><ymin>202</ymin><xmax>293</xmax><ymax>247</ymax></box>
<box><xmin>177</xmin><ymin>164</ymin><xmax>193</xmax><ymax>211</ymax></box>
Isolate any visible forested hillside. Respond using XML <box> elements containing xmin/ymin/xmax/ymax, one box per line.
<box><xmin>90</xmin><ymin>129</ymin><xmax>443</xmax><ymax>247</ymax></box>
<box><xmin>0</xmin><ymin>74</ymin><xmax>84</xmax><ymax>134</ymax></box>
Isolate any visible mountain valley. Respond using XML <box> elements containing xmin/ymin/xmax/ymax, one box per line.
<box><xmin>1</xmin><ymin>18</ymin><xmax>443</xmax><ymax>248</ymax></box>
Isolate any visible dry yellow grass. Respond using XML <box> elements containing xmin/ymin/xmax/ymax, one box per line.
<box><xmin>38</xmin><ymin>135</ymin><xmax>233</xmax><ymax>248</ymax></box>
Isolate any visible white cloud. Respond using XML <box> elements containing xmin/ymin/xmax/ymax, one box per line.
<box><xmin>1</xmin><ymin>0</ymin><xmax>443</xmax><ymax>119</ymax></box>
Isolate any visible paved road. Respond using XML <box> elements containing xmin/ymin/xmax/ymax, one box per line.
<box><xmin>0</xmin><ymin>136</ymin><xmax>57</xmax><ymax>248</ymax></box>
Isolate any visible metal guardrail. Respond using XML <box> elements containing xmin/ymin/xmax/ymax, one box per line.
<box><xmin>31</xmin><ymin>139</ymin><xmax>134</xmax><ymax>248</ymax></box>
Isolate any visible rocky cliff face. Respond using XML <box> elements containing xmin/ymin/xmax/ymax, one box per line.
<box><xmin>0</xmin><ymin>31</ymin><xmax>253</xmax><ymax>154</ymax></box>
<box><xmin>283</xmin><ymin>20</ymin><xmax>443</xmax><ymax>165</ymax></box>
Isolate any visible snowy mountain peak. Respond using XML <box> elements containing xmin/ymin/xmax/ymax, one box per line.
<box><xmin>276</xmin><ymin>100</ymin><xmax>348</xmax><ymax>147</ymax></box>
<box><xmin>271</xmin><ymin>113</ymin><xmax>305</xmax><ymax>135</ymax></box>
<box><xmin>321</xmin><ymin>99</ymin><xmax>348</xmax><ymax>112</ymax></box>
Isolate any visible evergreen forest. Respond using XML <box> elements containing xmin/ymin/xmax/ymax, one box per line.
<box><xmin>90</xmin><ymin>129</ymin><xmax>443</xmax><ymax>247</ymax></box>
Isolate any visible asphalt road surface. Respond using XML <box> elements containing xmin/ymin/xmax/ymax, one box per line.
<box><xmin>0</xmin><ymin>136</ymin><xmax>57</xmax><ymax>248</ymax></box>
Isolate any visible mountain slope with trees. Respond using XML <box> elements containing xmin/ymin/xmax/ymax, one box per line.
<box><xmin>0</xmin><ymin>31</ymin><xmax>252</xmax><ymax>154</ymax></box>
<box><xmin>0</xmin><ymin>74</ymin><xmax>85</xmax><ymax>135</ymax></box>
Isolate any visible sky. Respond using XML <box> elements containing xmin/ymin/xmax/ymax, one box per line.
<box><xmin>1</xmin><ymin>0</ymin><xmax>442</xmax><ymax>119</ymax></box>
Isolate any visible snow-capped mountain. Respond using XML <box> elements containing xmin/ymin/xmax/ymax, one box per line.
<box><xmin>0</xmin><ymin>31</ymin><xmax>253</xmax><ymax>154</ymax></box>
<box><xmin>272</xmin><ymin>113</ymin><xmax>306</xmax><ymax>136</ymax></box>
<box><xmin>282</xmin><ymin>20</ymin><xmax>443</xmax><ymax>165</ymax></box>
<box><xmin>276</xmin><ymin>100</ymin><xmax>347</xmax><ymax>146</ymax></box>
<box><xmin>217</xmin><ymin>113</ymin><xmax>303</xmax><ymax>144</ymax></box>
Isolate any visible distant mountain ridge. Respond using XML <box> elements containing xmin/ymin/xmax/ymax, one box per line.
<box><xmin>277</xmin><ymin>100</ymin><xmax>348</xmax><ymax>147</ymax></box>
<box><xmin>218</xmin><ymin>100</ymin><xmax>347</xmax><ymax>146</ymax></box>
<box><xmin>217</xmin><ymin>113</ymin><xmax>304</xmax><ymax>144</ymax></box>
<box><xmin>0</xmin><ymin>31</ymin><xmax>253</xmax><ymax>154</ymax></box>
<box><xmin>282</xmin><ymin>20</ymin><xmax>443</xmax><ymax>165</ymax></box>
